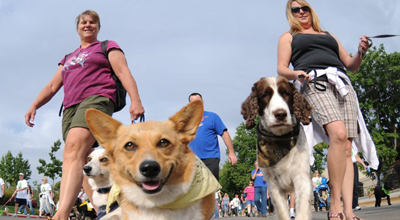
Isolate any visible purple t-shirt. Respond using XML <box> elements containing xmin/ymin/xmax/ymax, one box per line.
<box><xmin>59</xmin><ymin>40</ymin><xmax>122</xmax><ymax>109</ymax></box>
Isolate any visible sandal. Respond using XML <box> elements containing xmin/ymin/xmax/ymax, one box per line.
<box><xmin>327</xmin><ymin>212</ymin><xmax>345</xmax><ymax>220</ymax></box>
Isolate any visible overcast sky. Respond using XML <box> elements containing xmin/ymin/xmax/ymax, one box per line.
<box><xmin>1</xmin><ymin>0</ymin><xmax>399</xmax><ymax>184</ymax></box>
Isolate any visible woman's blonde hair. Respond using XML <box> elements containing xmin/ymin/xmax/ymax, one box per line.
<box><xmin>42</xmin><ymin>176</ymin><xmax>48</xmax><ymax>183</ymax></box>
<box><xmin>75</xmin><ymin>10</ymin><xmax>101</xmax><ymax>29</ymax></box>
<box><xmin>285</xmin><ymin>0</ymin><xmax>323</xmax><ymax>35</ymax></box>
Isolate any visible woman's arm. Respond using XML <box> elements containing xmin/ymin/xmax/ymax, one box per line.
<box><xmin>330</xmin><ymin>32</ymin><xmax>370</xmax><ymax>72</ymax></box>
<box><xmin>108</xmin><ymin>49</ymin><xmax>145</xmax><ymax>121</ymax></box>
<box><xmin>277</xmin><ymin>32</ymin><xmax>309</xmax><ymax>82</ymax></box>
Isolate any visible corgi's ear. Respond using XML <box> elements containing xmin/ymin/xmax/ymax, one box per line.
<box><xmin>169</xmin><ymin>100</ymin><xmax>204</xmax><ymax>143</ymax></box>
<box><xmin>86</xmin><ymin>108</ymin><xmax>122</xmax><ymax>151</ymax></box>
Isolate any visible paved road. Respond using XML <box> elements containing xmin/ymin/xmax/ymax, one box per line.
<box><xmin>214</xmin><ymin>203</ymin><xmax>399</xmax><ymax>220</ymax></box>
<box><xmin>1</xmin><ymin>193</ymin><xmax>398</xmax><ymax>219</ymax></box>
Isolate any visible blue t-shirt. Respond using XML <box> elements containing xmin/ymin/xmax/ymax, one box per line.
<box><xmin>252</xmin><ymin>169</ymin><xmax>267</xmax><ymax>188</ymax></box>
<box><xmin>189</xmin><ymin>111</ymin><xmax>227</xmax><ymax>159</ymax></box>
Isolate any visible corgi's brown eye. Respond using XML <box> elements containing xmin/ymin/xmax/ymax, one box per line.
<box><xmin>124</xmin><ymin>142</ymin><xmax>137</xmax><ymax>151</ymax></box>
<box><xmin>87</xmin><ymin>157</ymin><xmax>92</xmax><ymax>162</ymax></box>
<box><xmin>100</xmin><ymin>157</ymin><xmax>109</xmax><ymax>162</ymax></box>
<box><xmin>158</xmin><ymin>139</ymin><xmax>170</xmax><ymax>148</ymax></box>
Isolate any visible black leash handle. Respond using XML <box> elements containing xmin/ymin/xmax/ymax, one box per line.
<box><xmin>298</xmin><ymin>75</ymin><xmax>309</xmax><ymax>94</ymax></box>
<box><xmin>361</xmin><ymin>34</ymin><xmax>400</xmax><ymax>59</ymax></box>
<box><xmin>365</xmin><ymin>34</ymin><xmax>400</xmax><ymax>48</ymax></box>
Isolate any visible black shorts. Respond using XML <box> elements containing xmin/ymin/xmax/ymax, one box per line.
<box><xmin>201</xmin><ymin>158</ymin><xmax>220</xmax><ymax>181</ymax></box>
<box><xmin>16</xmin><ymin>198</ymin><xmax>27</xmax><ymax>206</ymax></box>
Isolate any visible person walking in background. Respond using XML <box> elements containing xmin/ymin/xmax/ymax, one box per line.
<box><xmin>214</xmin><ymin>190</ymin><xmax>222</xmax><ymax>218</ymax></box>
<box><xmin>244</xmin><ymin>180</ymin><xmax>256</xmax><ymax>217</ymax></box>
<box><xmin>24</xmin><ymin>10</ymin><xmax>145</xmax><ymax>220</ymax></box>
<box><xmin>13</xmin><ymin>173</ymin><xmax>31</xmax><ymax>218</ymax></box>
<box><xmin>252</xmin><ymin>162</ymin><xmax>268</xmax><ymax>217</ymax></box>
<box><xmin>188</xmin><ymin>93</ymin><xmax>237</xmax><ymax>181</ymax></box>
<box><xmin>230</xmin><ymin>194</ymin><xmax>240</xmax><ymax>216</ymax></box>
<box><xmin>18</xmin><ymin>185</ymin><xmax>35</xmax><ymax>215</ymax></box>
<box><xmin>352</xmin><ymin>150</ymin><xmax>368</xmax><ymax>211</ymax></box>
<box><xmin>312</xmin><ymin>170</ymin><xmax>322</xmax><ymax>212</ymax></box>
<box><xmin>277</xmin><ymin>0</ymin><xmax>372</xmax><ymax>219</ymax></box>
<box><xmin>239</xmin><ymin>194</ymin><xmax>246</xmax><ymax>216</ymax></box>
<box><xmin>39</xmin><ymin>177</ymin><xmax>54</xmax><ymax>217</ymax></box>
<box><xmin>221</xmin><ymin>193</ymin><xmax>230</xmax><ymax>217</ymax></box>
<box><xmin>0</xmin><ymin>176</ymin><xmax>4</xmax><ymax>203</ymax></box>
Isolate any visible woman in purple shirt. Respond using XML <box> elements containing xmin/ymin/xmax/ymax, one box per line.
<box><xmin>24</xmin><ymin>10</ymin><xmax>144</xmax><ymax>220</ymax></box>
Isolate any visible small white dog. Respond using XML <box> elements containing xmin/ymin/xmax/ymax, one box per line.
<box><xmin>83</xmin><ymin>149</ymin><xmax>121</xmax><ymax>220</ymax></box>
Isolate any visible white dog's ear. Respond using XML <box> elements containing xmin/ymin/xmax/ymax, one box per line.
<box><xmin>169</xmin><ymin>100</ymin><xmax>204</xmax><ymax>143</ymax></box>
<box><xmin>86</xmin><ymin>108</ymin><xmax>122</xmax><ymax>149</ymax></box>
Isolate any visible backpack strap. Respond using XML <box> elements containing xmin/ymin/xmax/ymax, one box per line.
<box><xmin>101</xmin><ymin>40</ymin><xmax>109</xmax><ymax>58</ymax></box>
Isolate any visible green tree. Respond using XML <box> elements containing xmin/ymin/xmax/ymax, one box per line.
<box><xmin>0</xmin><ymin>151</ymin><xmax>31</xmax><ymax>186</ymax></box>
<box><xmin>37</xmin><ymin>140</ymin><xmax>63</xmax><ymax>186</ymax></box>
<box><xmin>348</xmin><ymin>44</ymin><xmax>399</xmax><ymax>180</ymax></box>
<box><xmin>220</xmin><ymin>121</ymin><xmax>257</xmax><ymax>197</ymax></box>
<box><xmin>311</xmin><ymin>143</ymin><xmax>328</xmax><ymax>175</ymax></box>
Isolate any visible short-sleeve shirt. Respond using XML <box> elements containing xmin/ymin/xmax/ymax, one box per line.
<box><xmin>189</xmin><ymin>111</ymin><xmax>227</xmax><ymax>159</ymax></box>
<box><xmin>16</xmin><ymin>179</ymin><xmax>28</xmax><ymax>199</ymax></box>
<box><xmin>40</xmin><ymin>183</ymin><xmax>52</xmax><ymax>196</ymax></box>
<box><xmin>244</xmin><ymin>186</ymin><xmax>255</xmax><ymax>201</ymax></box>
<box><xmin>59</xmin><ymin>40</ymin><xmax>122</xmax><ymax>109</ymax></box>
<box><xmin>312</xmin><ymin>177</ymin><xmax>322</xmax><ymax>191</ymax></box>
<box><xmin>252</xmin><ymin>169</ymin><xmax>267</xmax><ymax>188</ymax></box>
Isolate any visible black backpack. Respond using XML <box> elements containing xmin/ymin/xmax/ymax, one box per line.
<box><xmin>101</xmin><ymin>40</ymin><xmax>127</xmax><ymax>113</ymax></box>
<box><xmin>59</xmin><ymin>40</ymin><xmax>127</xmax><ymax>116</ymax></box>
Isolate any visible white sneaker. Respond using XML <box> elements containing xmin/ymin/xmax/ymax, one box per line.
<box><xmin>290</xmin><ymin>211</ymin><xmax>296</xmax><ymax>218</ymax></box>
<box><xmin>353</xmin><ymin>206</ymin><xmax>361</xmax><ymax>211</ymax></box>
<box><xmin>12</xmin><ymin>214</ymin><xmax>17</xmax><ymax>217</ymax></box>
<box><xmin>27</xmin><ymin>214</ymin><xmax>30</xmax><ymax>218</ymax></box>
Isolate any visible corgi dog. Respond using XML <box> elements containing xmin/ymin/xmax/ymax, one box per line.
<box><xmin>83</xmin><ymin>149</ymin><xmax>121</xmax><ymax>220</ymax></box>
<box><xmin>85</xmin><ymin>100</ymin><xmax>220</xmax><ymax>220</ymax></box>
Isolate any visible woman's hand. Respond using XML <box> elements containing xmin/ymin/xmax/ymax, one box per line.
<box><xmin>295</xmin><ymin>70</ymin><xmax>310</xmax><ymax>84</ymax></box>
<box><xmin>358</xmin><ymin>35</ymin><xmax>371</xmax><ymax>58</ymax></box>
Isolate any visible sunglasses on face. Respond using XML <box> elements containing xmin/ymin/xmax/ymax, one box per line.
<box><xmin>291</xmin><ymin>6</ymin><xmax>310</xmax><ymax>13</ymax></box>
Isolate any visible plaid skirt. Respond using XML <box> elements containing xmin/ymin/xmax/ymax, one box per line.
<box><xmin>303</xmin><ymin>80</ymin><xmax>358</xmax><ymax>138</ymax></box>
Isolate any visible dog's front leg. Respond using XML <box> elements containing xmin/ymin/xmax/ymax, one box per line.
<box><xmin>269</xmin><ymin>187</ymin><xmax>291</xmax><ymax>220</ymax></box>
<box><xmin>294</xmin><ymin>176</ymin><xmax>312</xmax><ymax>220</ymax></box>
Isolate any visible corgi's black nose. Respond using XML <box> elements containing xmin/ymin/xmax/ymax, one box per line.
<box><xmin>83</xmin><ymin>166</ymin><xmax>92</xmax><ymax>174</ymax></box>
<box><xmin>140</xmin><ymin>161</ymin><xmax>161</xmax><ymax>177</ymax></box>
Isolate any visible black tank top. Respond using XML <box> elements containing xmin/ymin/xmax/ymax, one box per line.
<box><xmin>291</xmin><ymin>32</ymin><xmax>346</xmax><ymax>73</ymax></box>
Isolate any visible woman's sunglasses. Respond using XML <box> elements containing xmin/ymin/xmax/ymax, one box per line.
<box><xmin>291</xmin><ymin>6</ymin><xmax>310</xmax><ymax>13</ymax></box>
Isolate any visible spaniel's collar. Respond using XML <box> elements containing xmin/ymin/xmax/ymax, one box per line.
<box><xmin>256</xmin><ymin>117</ymin><xmax>300</xmax><ymax>167</ymax></box>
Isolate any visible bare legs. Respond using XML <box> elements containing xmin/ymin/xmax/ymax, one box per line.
<box><xmin>325</xmin><ymin>121</ymin><xmax>347</xmax><ymax>217</ymax></box>
<box><xmin>52</xmin><ymin>127</ymin><xmax>95</xmax><ymax>220</ymax></box>
<box><xmin>342</xmin><ymin>139</ymin><xmax>357</xmax><ymax>218</ymax></box>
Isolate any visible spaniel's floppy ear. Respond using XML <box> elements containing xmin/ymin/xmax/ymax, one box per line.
<box><xmin>291</xmin><ymin>83</ymin><xmax>313</xmax><ymax>125</ymax></box>
<box><xmin>241</xmin><ymin>84</ymin><xmax>259</xmax><ymax>129</ymax></box>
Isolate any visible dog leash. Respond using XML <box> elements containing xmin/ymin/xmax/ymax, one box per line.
<box><xmin>360</xmin><ymin>34</ymin><xmax>400</xmax><ymax>59</ymax></box>
<box><xmin>0</xmin><ymin>194</ymin><xmax>15</xmax><ymax>210</ymax></box>
<box><xmin>132</xmin><ymin>114</ymin><xmax>145</xmax><ymax>124</ymax></box>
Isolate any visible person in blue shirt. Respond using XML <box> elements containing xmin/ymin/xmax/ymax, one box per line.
<box><xmin>188</xmin><ymin>93</ymin><xmax>237</xmax><ymax>181</ymax></box>
<box><xmin>251</xmin><ymin>161</ymin><xmax>268</xmax><ymax>217</ymax></box>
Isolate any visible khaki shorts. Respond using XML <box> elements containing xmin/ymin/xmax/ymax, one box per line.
<box><xmin>304</xmin><ymin>81</ymin><xmax>358</xmax><ymax>138</ymax></box>
<box><xmin>62</xmin><ymin>95</ymin><xmax>114</xmax><ymax>142</ymax></box>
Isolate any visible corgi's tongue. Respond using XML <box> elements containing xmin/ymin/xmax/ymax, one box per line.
<box><xmin>142</xmin><ymin>180</ymin><xmax>161</xmax><ymax>191</ymax></box>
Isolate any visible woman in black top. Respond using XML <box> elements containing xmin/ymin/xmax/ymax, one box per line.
<box><xmin>277</xmin><ymin>1</ymin><xmax>370</xmax><ymax>220</ymax></box>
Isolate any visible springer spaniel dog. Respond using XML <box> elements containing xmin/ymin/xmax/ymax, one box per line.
<box><xmin>241</xmin><ymin>76</ymin><xmax>313</xmax><ymax>220</ymax></box>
